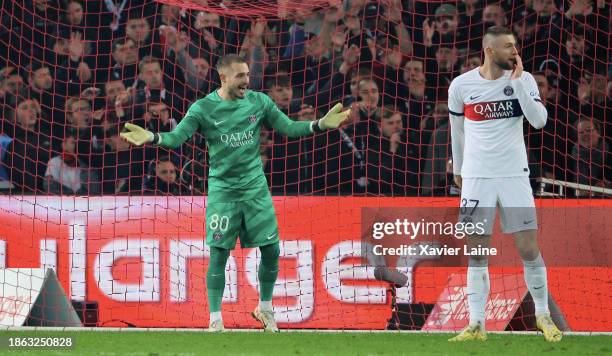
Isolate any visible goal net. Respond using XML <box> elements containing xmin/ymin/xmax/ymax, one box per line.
<box><xmin>0</xmin><ymin>0</ymin><xmax>609</xmax><ymax>330</ymax></box>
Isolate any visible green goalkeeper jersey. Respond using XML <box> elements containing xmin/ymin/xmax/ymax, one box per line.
<box><xmin>158</xmin><ymin>89</ymin><xmax>313</xmax><ymax>201</ymax></box>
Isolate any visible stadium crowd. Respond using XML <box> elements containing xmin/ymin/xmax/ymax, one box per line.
<box><xmin>0</xmin><ymin>0</ymin><xmax>609</xmax><ymax>196</ymax></box>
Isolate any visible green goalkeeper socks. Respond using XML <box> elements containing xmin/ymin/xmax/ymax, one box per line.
<box><xmin>258</xmin><ymin>243</ymin><xmax>280</xmax><ymax>302</ymax></box>
<box><xmin>207</xmin><ymin>243</ymin><xmax>279</xmax><ymax>313</ymax></box>
<box><xmin>207</xmin><ymin>247</ymin><xmax>230</xmax><ymax>313</ymax></box>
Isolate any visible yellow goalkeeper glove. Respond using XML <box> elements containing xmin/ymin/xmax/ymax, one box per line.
<box><xmin>317</xmin><ymin>103</ymin><xmax>351</xmax><ymax>130</ymax></box>
<box><xmin>120</xmin><ymin>123</ymin><xmax>155</xmax><ymax>146</ymax></box>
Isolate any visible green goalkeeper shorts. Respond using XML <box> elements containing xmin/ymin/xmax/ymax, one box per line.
<box><xmin>205</xmin><ymin>195</ymin><xmax>279</xmax><ymax>249</ymax></box>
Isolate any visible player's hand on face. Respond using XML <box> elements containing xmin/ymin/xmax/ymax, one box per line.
<box><xmin>511</xmin><ymin>55</ymin><xmax>523</xmax><ymax>80</ymax></box>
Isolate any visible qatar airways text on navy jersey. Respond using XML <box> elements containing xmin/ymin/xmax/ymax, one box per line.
<box><xmin>465</xmin><ymin>99</ymin><xmax>522</xmax><ymax>120</ymax></box>
<box><xmin>448</xmin><ymin>68</ymin><xmax>547</xmax><ymax>178</ymax></box>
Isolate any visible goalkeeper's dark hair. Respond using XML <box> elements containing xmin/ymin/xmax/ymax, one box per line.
<box><xmin>216</xmin><ymin>54</ymin><xmax>247</xmax><ymax>72</ymax></box>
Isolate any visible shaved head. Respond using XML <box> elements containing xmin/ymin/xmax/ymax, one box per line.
<box><xmin>482</xmin><ymin>26</ymin><xmax>514</xmax><ymax>48</ymax></box>
<box><xmin>482</xmin><ymin>26</ymin><xmax>517</xmax><ymax>71</ymax></box>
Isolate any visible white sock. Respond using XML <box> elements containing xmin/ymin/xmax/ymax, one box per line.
<box><xmin>523</xmin><ymin>253</ymin><xmax>549</xmax><ymax>317</ymax></box>
<box><xmin>210</xmin><ymin>311</ymin><xmax>223</xmax><ymax>323</ymax></box>
<box><xmin>467</xmin><ymin>263</ymin><xmax>489</xmax><ymax>328</ymax></box>
<box><xmin>259</xmin><ymin>300</ymin><xmax>273</xmax><ymax>311</ymax></box>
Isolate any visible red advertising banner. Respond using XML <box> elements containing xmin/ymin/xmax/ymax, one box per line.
<box><xmin>0</xmin><ymin>197</ymin><xmax>610</xmax><ymax>330</ymax></box>
<box><xmin>423</xmin><ymin>273</ymin><xmax>528</xmax><ymax>331</ymax></box>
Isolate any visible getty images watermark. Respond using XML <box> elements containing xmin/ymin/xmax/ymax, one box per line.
<box><xmin>370</xmin><ymin>217</ymin><xmax>497</xmax><ymax>257</ymax></box>
<box><xmin>361</xmin><ymin>207</ymin><xmax>610</xmax><ymax>268</ymax></box>
<box><xmin>360</xmin><ymin>207</ymin><xmax>499</xmax><ymax>269</ymax></box>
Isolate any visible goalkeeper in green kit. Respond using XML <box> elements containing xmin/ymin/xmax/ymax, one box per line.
<box><xmin>121</xmin><ymin>54</ymin><xmax>350</xmax><ymax>332</ymax></box>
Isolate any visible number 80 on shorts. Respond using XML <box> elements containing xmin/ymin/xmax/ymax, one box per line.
<box><xmin>209</xmin><ymin>214</ymin><xmax>229</xmax><ymax>232</ymax></box>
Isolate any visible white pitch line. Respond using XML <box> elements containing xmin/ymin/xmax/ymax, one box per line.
<box><xmin>0</xmin><ymin>327</ymin><xmax>611</xmax><ymax>336</ymax></box>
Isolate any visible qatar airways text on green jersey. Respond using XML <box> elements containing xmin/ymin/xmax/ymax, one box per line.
<box><xmin>158</xmin><ymin>90</ymin><xmax>313</xmax><ymax>201</ymax></box>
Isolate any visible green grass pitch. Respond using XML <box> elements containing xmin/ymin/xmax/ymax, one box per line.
<box><xmin>0</xmin><ymin>331</ymin><xmax>610</xmax><ymax>355</ymax></box>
